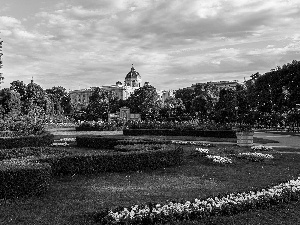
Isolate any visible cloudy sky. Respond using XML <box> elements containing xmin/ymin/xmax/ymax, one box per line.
<box><xmin>0</xmin><ymin>0</ymin><xmax>299</xmax><ymax>91</ymax></box>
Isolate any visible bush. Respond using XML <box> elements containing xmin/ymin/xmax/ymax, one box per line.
<box><xmin>76</xmin><ymin>136</ymin><xmax>122</xmax><ymax>149</ymax></box>
<box><xmin>114</xmin><ymin>144</ymin><xmax>169</xmax><ymax>152</ymax></box>
<box><xmin>76</xmin><ymin>120</ymin><xmax>124</xmax><ymax>131</ymax></box>
<box><xmin>38</xmin><ymin>146</ymin><xmax>184</xmax><ymax>175</ymax></box>
<box><xmin>0</xmin><ymin>114</ymin><xmax>45</xmax><ymax>137</ymax></box>
<box><xmin>0</xmin><ymin>159</ymin><xmax>51</xmax><ymax>198</ymax></box>
<box><xmin>0</xmin><ymin>147</ymin><xmax>71</xmax><ymax>161</ymax></box>
<box><xmin>123</xmin><ymin>129</ymin><xmax>237</xmax><ymax>138</ymax></box>
<box><xmin>0</xmin><ymin>132</ymin><xmax>54</xmax><ymax>149</ymax></box>
<box><xmin>117</xmin><ymin>138</ymin><xmax>172</xmax><ymax>145</ymax></box>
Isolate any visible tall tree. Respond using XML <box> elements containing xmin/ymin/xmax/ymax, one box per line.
<box><xmin>10</xmin><ymin>80</ymin><xmax>27</xmax><ymax>101</ymax></box>
<box><xmin>126</xmin><ymin>84</ymin><xmax>162</xmax><ymax>120</ymax></box>
<box><xmin>174</xmin><ymin>88</ymin><xmax>195</xmax><ymax>115</ymax></box>
<box><xmin>0</xmin><ymin>39</ymin><xmax>3</xmax><ymax>87</ymax></box>
<box><xmin>46</xmin><ymin>86</ymin><xmax>69</xmax><ymax>114</ymax></box>
<box><xmin>160</xmin><ymin>96</ymin><xmax>185</xmax><ymax>120</ymax></box>
<box><xmin>86</xmin><ymin>87</ymin><xmax>118</xmax><ymax>121</ymax></box>
<box><xmin>0</xmin><ymin>88</ymin><xmax>21</xmax><ymax>116</ymax></box>
<box><xmin>214</xmin><ymin>88</ymin><xmax>236</xmax><ymax>123</ymax></box>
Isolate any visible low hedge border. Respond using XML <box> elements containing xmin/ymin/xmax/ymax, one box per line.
<box><xmin>123</xmin><ymin>129</ymin><xmax>237</xmax><ymax>138</ymax></box>
<box><xmin>76</xmin><ymin>136</ymin><xmax>174</xmax><ymax>150</ymax></box>
<box><xmin>76</xmin><ymin>136</ymin><xmax>122</xmax><ymax>149</ymax></box>
<box><xmin>0</xmin><ymin>132</ymin><xmax>54</xmax><ymax>149</ymax></box>
<box><xmin>0</xmin><ymin>159</ymin><xmax>51</xmax><ymax>199</ymax></box>
<box><xmin>38</xmin><ymin>146</ymin><xmax>184</xmax><ymax>176</ymax></box>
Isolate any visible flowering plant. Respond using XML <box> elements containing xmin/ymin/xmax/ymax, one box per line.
<box><xmin>51</xmin><ymin>142</ymin><xmax>69</xmax><ymax>147</ymax></box>
<box><xmin>206</xmin><ymin>155</ymin><xmax>233</xmax><ymax>164</ymax></box>
<box><xmin>195</xmin><ymin>148</ymin><xmax>209</xmax><ymax>156</ymax></box>
<box><xmin>101</xmin><ymin>177</ymin><xmax>300</xmax><ymax>224</ymax></box>
<box><xmin>171</xmin><ymin>140</ymin><xmax>214</xmax><ymax>147</ymax></box>
<box><xmin>237</xmin><ymin>152</ymin><xmax>274</xmax><ymax>162</ymax></box>
<box><xmin>251</xmin><ymin>145</ymin><xmax>273</xmax><ymax>152</ymax></box>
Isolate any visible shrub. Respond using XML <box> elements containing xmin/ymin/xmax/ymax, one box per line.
<box><xmin>0</xmin><ymin>132</ymin><xmax>54</xmax><ymax>149</ymax></box>
<box><xmin>123</xmin><ymin>129</ymin><xmax>236</xmax><ymax>138</ymax></box>
<box><xmin>0</xmin><ymin>159</ymin><xmax>51</xmax><ymax>198</ymax></box>
<box><xmin>76</xmin><ymin>136</ymin><xmax>122</xmax><ymax>149</ymax></box>
<box><xmin>0</xmin><ymin>114</ymin><xmax>45</xmax><ymax>137</ymax></box>
<box><xmin>0</xmin><ymin>147</ymin><xmax>71</xmax><ymax>161</ymax></box>
<box><xmin>114</xmin><ymin>144</ymin><xmax>169</xmax><ymax>152</ymax></box>
<box><xmin>38</xmin><ymin>146</ymin><xmax>184</xmax><ymax>175</ymax></box>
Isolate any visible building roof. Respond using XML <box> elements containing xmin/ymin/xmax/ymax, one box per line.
<box><xmin>125</xmin><ymin>64</ymin><xmax>141</xmax><ymax>79</ymax></box>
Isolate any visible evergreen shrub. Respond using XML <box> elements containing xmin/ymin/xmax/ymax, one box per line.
<box><xmin>0</xmin><ymin>159</ymin><xmax>51</xmax><ymax>198</ymax></box>
<box><xmin>123</xmin><ymin>129</ymin><xmax>236</xmax><ymax>138</ymax></box>
<box><xmin>0</xmin><ymin>132</ymin><xmax>54</xmax><ymax>149</ymax></box>
<box><xmin>38</xmin><ymin>146</ymin><xmax>183</xmax><ymax>175</ymax></box>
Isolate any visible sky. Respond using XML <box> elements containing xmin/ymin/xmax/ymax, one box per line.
<box><xmin>0</xmin><ymin>0</ymin><xmax>299</xmax><ymax>91</ymax></box>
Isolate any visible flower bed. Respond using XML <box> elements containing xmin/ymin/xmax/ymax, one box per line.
<box><xmin>206</xmin><ymin>155</ymin><xmax>233</xmax><ymax>165</ymax></box>
<box><xmin>92</xmin><ymin>177</ymin><xmax>300</xmax><ymax>224</ymax></box>
<box><xmin>113</xmin><ymin>144</ymin><xmax>168</xmax><ymax>152</ymax></box>
<box><xmin>171</xmin><ymin>141</ymin><xmax>214</xmax><ymax>147</ymax></box>
<box><xmin>251</xmin><ymin>145</ymin><xmax>274</xmax><ymax>152</ymax></box>
<box><xmin>237</xmin><ymin>152</ymin><xmax>274</xmax><ymax>162</ymax></box>
<box><xmin>76</xmin><ymin>120</ymin><xmax>124</xmax><ymax>131</ymax></box>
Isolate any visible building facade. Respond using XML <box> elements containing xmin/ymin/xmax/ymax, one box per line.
<box><xmin>69</xmin><ymin>65</ymin><xmax>172</xmax><ymax>109</ymax></box>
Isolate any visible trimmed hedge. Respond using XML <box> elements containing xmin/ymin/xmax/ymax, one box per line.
<box><xmin>76</xmin><ymin>136</ymin><xmax>173</xmax><ymax>149</ymax></box>
<box><xmin>0</xmin><ymin>132</ymin><xmax>54</xmax><ymax>149</ymax></box>
<box><xmin>38</xmin><ymin>146</ymin><xmax>184</xmax><ymax>176</ymax></box>
<box><xmin>123</xmin><ymin>129</ymin><xmax>237</xmax><ymax>138</ymax></box>
<box><xmin>0</xmin><ymin>159</ymin><xmax>51</xmax><ymax>199</ymax></box>
<box><xmin>76</xmin><ymin>136</ymin><xmax>124</xmax><ymax>149</ymax></box>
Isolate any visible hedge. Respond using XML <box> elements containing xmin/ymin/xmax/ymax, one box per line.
<box><xmin>76</xmin><ymin>136</ymin><xmax>125</xmax><ymax>149</ymax></box>
<box><xmin>0</xmin><ymin>132</ymin><xmax>54</xmax><ymax>149</ymax></box>
<box><xmin>123</xmin><ymin>129</ymin><xmax>237</xmax><ymax>138</ymax></box>
<box><xmin>38</xmin><ymin>146</ymin><xmax>184</xmax><ymax>176</ymax></box>
<box><xmin>0</xmin><ymin>159</ymin><xmax>51</xmax><ymax>199</ymax></box>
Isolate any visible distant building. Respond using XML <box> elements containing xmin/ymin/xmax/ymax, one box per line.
<box><xmin>69</xmin><ymin>65</ymin><xmax>171</xmax><ymax>109</ymax></box>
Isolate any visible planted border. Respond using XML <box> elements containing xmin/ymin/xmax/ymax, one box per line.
<box><xmin>123</xmin><ymin>129</ymin><xmax>236</xmax><ymax>138</ymax></box>
<box><xmin>0</xmin><ymin>159</ymin><xmax>51</xmax><ymax>199</ymax></box>
<box><xmin>0</xmin><ymin>132</ymin><xmax>54</xmax><ymax>149</ymax></box>
<box><xmin>38</xmin><ymin>146</ymin><xmax>184</xmax><ymax>175</ymax></box>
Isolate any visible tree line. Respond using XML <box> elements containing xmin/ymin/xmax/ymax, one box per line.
<box><xmin>0</xmin><ymin>59</ymin><xmax>299</xmax><ymax>127</ymax></box>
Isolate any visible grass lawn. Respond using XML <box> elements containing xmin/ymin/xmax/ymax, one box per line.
<box><xmin>1</xmin><ymin>143</ymin><xmax>300</xmax><ymax>225</ymax></box>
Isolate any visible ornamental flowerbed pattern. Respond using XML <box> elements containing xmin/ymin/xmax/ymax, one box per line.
<box><xmin>251</xmin><ymin>145</ymin><xmax>274</xmax><ymax>152</ymax></box>
<box><xmin>97</xmin><ymin>177</ymin><xmax>300</xmax><ymax>224</ymax></box>
<box><xmin>206</xmin><ymin>155</ymin><xmax>233</xmax><ymax>165</ymax></box>
<box><xmin>237</xmin><ymin>152</ymin><xmax>274</xmax><ymax>162</ymax></box>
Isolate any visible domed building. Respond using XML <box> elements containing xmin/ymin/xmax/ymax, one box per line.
<box><xmin>69</xmin><ymin>65</ymin><xmax>143</xmax><ymax>108</ymax></box>
<box><xmin>124</xmin><ymin>64</ymin><xmax>142</xmax><ymax>88</ymax></box>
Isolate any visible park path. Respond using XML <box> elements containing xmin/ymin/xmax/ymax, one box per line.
<box><xmin>254</xmin><ymin>132</ymin><xmax>300</xmax><ymax>148</ymax></box>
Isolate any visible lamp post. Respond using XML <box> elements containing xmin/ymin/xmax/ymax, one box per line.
<box><xmin>235</xmin><ymin>106</ymin><xmax>238</xmax><ymax>125</ymax></box>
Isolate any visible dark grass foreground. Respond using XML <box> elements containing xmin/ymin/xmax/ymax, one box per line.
<box><xmin>0</xmin><ymin>145</ymin><xmax>300</xmax><ymax>224</ymax></box>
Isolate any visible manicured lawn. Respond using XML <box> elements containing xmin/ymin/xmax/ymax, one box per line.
<box><xmin>1</xmin><ymin>144</ymin><xmax>300</xmax><ymax>225</ymax></box>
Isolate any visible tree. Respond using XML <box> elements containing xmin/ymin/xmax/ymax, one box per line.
<box><xmin>0</xmin><ymin>88</ymin><xmax>21</xmax><ymax>116</ymax></box>
<box><xmin>10</xmin><ymin>80</ymin><xmax>27</xmax><ymax>102</ymax></box>
<box><xmin>174</xmin><ymin>88</ymin><xmax>195</xmax><ymax>115</ymax></box>
<box><xmin>126</xmin><ymin>84</ymin><xmax>162</xmax><ymax>120</ymax></box>
<box><xmin>0</xmin><ymin>39</ymin><xmax>4</xmax><ymax>87</ymax></box>
<box><xmin>45</xmin><ymin>86</ymin><xmax>70</xmax><ymax>114</ymax></box>
<box><xmin>23</xmin><ymin>82</ymin><xmax>47</xmax><ymax>114</ymax></box>
<box><xmin>86</xmin><ymin>87</ymin><xmax>118</xmax><ymax>121</ymax></box>
<box><xmin>160</xmin><ymin>96</ymin><xmax>185</xmax><ymax>120</ymax></box>
<box><xmin>214</xmin><ymin>88</ymin><xmax>236</xmax><ymax>123</ymax></box>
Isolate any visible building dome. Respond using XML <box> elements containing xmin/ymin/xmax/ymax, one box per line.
<box><xmin>125</xmin><ymin>64</ymin><xmax>141</xmax><ymax>79</ymax></box>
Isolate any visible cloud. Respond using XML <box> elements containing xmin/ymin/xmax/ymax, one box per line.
<box><xmin>1</xmin><ymin>0</ymin><xmax>300</xmax><ymax>91</ymax></box>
